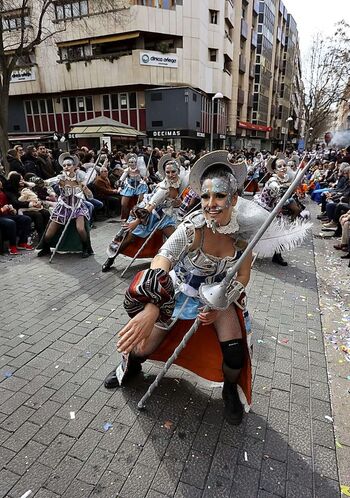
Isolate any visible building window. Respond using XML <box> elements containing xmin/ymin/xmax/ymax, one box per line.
<box><xmin>193</xmin><ymin>92</ymin><xmax>197</xmax><ymax>102</ymax></box>
<box><xmin>62</xmin><ymin>96</ymin><xmax>94</xmax><ymax>114</ymax></box>
<box><xmin>135</xmin><ymin>0</ymin><xmax>176</xmax><ymax>9</ymax></box>
<box><xmin>1</xmin><ymin>8</ymin><xmax>30</xmax><ymax>31</ymax></box>
<box><xmin>24</xmin><ymin>98</ymin><xmax>56</xmax><ymax>132</ymax></box>
<box><xmin>54</xmin><ymin>1</ymin><xmax>88</xmax><ymax>21</ymax></box>
<box><xmin>102</xmin><ymin>92</ymin><xmax>138</xmax><ymax>111</ymax></box>
<box><xmin>209</xmin><ymin>48</ymin><xmax>218</xmax><ymax>62</ymax></box>
<box><xmin>59</xmin><ymin>44</ymin><xmax>92</xmax><ymax>62</ymax></box>
<box><xmin>209</xmin><ymin>9</ymin><xmax>218</xmax><ymax>24</ymax></box>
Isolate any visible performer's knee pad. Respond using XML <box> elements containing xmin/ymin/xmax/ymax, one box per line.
<box><xmin>220</xmin><ymin>339</ymin><xmax>244</xmax><ymax>370</ymax></box>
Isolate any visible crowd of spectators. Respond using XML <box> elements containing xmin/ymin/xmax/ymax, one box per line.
<box><xmin>308</xmin><ymin>145</ymin><xmax>350</xmax><ymax>266</ymax></box>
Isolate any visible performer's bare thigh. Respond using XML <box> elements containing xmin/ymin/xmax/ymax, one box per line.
<box><xmin>163</xmin><ymin>226</ymin><xmax>176</xmax><ymax>238</ymax></box>
<box><xmin>45</xmin><ymin>220</ymin><xmax>60</xmax><ymax>239</ymax></box>
<box><xmin>213</xmin><ymin>305</ymin><xmax>242</xmax><ymax>341</ymax></box>
<box><xmin>133</xmin><ymin>325</ymin><xmax>168</xmax><ymax>357</ymax></box>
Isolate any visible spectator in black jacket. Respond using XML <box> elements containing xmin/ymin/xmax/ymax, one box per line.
<box><xmin>22</xmin><ymin>146</ymin><xmax>41</xmax><ymax>176</ymax></box>
<box><xmin>6</xmin><ymin>149</ymin><xmax>26</xmax><ymax>176</ymax></box>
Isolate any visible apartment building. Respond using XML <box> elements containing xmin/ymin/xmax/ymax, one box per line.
<box><xmin>5</xmin><ymin>0</ymin><xmax>302</xmax><ymax>151</ymax></box>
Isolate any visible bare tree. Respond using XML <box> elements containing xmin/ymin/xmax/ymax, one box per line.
<box><xmin>303</xmin><ymin>20</ymin><xmax>350</xmax><ymax>146</ymax></box>
<box><xmin>0</xmin><ymin>0</ymin><xmax>131</xmax><ymax>173</ymax></box>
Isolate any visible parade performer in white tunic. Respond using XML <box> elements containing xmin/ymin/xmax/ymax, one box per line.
<box><xmin>101</xmin><ymin>155</ymin><xmax>188</xmax><ymax>273</ymax></box>
<box><xmin>37</xmin><ymin>153</ymin><xmax>93</xmax><ymax>258</ymax></box>
<box><xmin>118</xmin><ymin>153</ymin><xmax>149</xmax><ymax>221</ymax></box>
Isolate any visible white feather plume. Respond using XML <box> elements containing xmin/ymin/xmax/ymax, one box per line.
<box><xmin>254</xmin><ymin>218</ymin><xmax>313</xmax><ymax>257</ymax></box>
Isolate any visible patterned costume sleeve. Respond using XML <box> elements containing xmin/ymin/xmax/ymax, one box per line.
<box><xmin>124</xmin><ymin>268</ymin><xmax>175</xmax><ymax>322</ymax></box>
<box><xmin>157</xmin><ymin>217</ymin><xmax>196</xmax><ymax>269</ymax></box>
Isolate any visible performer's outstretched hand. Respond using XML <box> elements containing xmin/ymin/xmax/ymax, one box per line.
<box><xmin>122</xmin><ymin>219</ymin><xmax>139</xmax><ymax>232</ymax></box>
<box><xmin>117</xmin><ymin>303</ymin><xmax>160</xmax><ymax>354</ymax></box>
<box><xmin>198</xmin><ymin>308</ymin><xmax>219</xmax><ymax>326</ymax></box>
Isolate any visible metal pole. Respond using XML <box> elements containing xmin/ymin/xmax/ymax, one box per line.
<box><xmin>49</xmin><ymin>203</ymin><xmax>77</xmax><ymax>264</ymax></box>
<box><xmin>137</xmin><ymin>152</ymin><xmax>315</xmax><ymax>409</ymax></box>
<box><xmin>120</xmin><ymin>214</ymin><xmax>166</xmax><ymax>277</ymax></box>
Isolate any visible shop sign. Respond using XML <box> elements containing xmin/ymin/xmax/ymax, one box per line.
<box><xmin>238</xmin><ymin>120</ymin><xmax>272</xmax><ymax>132</ymax></box>
<box><xmin>11</xmin><ymin>67</ymin><xmax>36</xmax><ymax>83</ymax></box>
<box><xmin>140</xmin><ymin>51</ymin><xmax>178</xmax><ymax>68</ymax></box>
<box><xmin>152</xmin><ymin>130</ymin><xmax>181</xmax><ymax>137</ymax></box>
<box><xmin>196</xmin><ymin>132</ymin><xmax>205</xmax><ymax>138</ymax></box>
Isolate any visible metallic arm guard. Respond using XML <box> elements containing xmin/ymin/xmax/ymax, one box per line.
<box><xmin>157</xmin><ymin>218</ymin><xmax>196</xmax><ymax>269</ymax></box>
<box><xmin>199</xmin><ymin>279</ymin><xmax>246</xmax><ymax>310</ymax></box>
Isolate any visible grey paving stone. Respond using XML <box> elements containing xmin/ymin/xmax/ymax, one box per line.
<box><xmin>180</xmin><ymin>450</ymin><xmax>212</xmax><ymax>489</ymax></box>
<box><xmin>230</xmin><ymin>464</ymin><xmax>260</xmax><ymax>497</ymax></box>
<box><xmin>44</xmin><ymin>455</ymin><xmax>83</xmax><ymax>494</ymax></box>
<box><xmin>0</xmin><ymin>468</ymin><xmax>20</xmax><ymax>497</ymax></box>
<box><xmin>312</xmin><ymin>419</ymin><xmax>335</xmax><ymax>449</ymax></box>
<box><xmin>286</xmin><ymin>450</ymin><xmax>312</xmax><ymax>490</ymax></box>
<box><xmin>33</xmin><ymin>415</ymin><xmax>67</xmax><ymax>445</ymax></box>
<box><xmin>108</xmin><ymin>440</ymin><xmax>143</xmax><ymax>477</ymax></box>
<box><xmin>39</xmin><ymin>433</ymin><xmax>76</xmax><ymax>469</ymax></box>
<box><xmin>0</xmin><ymin>391</ymin><xmax>30</xmax><ymax>415</ymax></box>
<box><xmin>260</xmin><ymin>458</ymin><xmax>286</xmax><ymax>496</ymax></box>
<box><xmin>151</xmin><ymin>456</ymin><xmax>184</xmax><ymax>496</ymax></box>
<box><xmin>285</xmin><ymin>481</ymin><xmax>313</xmax><ymax>498</ymax></box>
<box><xmin>119</xmin><ymin>462</ymin><xmax>157</xmax><ymax>498</ymax></box>
<box><xmin>61</xmin><ymin>409</ymin><xmax>95</xmax><ymax>438</ymax></box>
<box><xmin>89</xmin><ymin>470</ymin><xmax>125</xmax><ymax>498</ymax></box>
<box><xmin>76</xmin><ymin>447</ymin><xmax>114</xmax><ymax>485</ymax></box>
<box><xmin>6</xmin><ymin>439</ymin><xmax>46</xmax><ymax>476</ymax></box>
<box><xmin>314</xmin><ymin>474</ymin><xmax>341</xmax><ymax>498</ymax></box>
<box><xmin>267</xmin><ymin>408</ymin><xmax>289</xmax><ymax>435</ymax></box>
<box><xmin>6</xmin><ymin>462</ymin><xmax>52</xmax><ymax>498</ymax></box>
<box><xmin>60</xmin><ymin>478</ymin><xmax>95</xmax><ymax>498</ymax></box>
<box><xmin>2</xmin><ymin>421</ymin><xmax>40</xmax><ymax>452</ymax></box>
<box><xmin>314</xmin><ymin>445</ymin><xmax>339</xmax><ymax>481</ymax></box>
<box><xmin>34</xmin><ymin>489</ymin><xmax>60</xmax><ymax>498</ymax></box>
<box><xmin>202</xmin><ymin>473</ymin><xmax>232</xmax><ymax>498</ymax></box>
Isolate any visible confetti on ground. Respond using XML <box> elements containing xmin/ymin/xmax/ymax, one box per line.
<box><xmin>244</xmin><ymin>451</ymin><xmax>248</xmax><ymax>461</ymax></box>
<box><xmin>324</xmin><ymin>415</ymin><xmax>333</xmax><ymax>422</ymax></box>
<box><xmin>163</xmin><ymin>420</ymin><xmax>174</xmax><ymax>430</ymax></box>
<box><xmin>20</xmin><ymin>491</ymin><xmax>32</xmax><ymax>498</ymax></box>
<box><xmin>103</xmin><ymin>422</ymin><xmax>113</xmax><ymax>431</ymax></box>
<box><xmin>271</xmin><ymin>336</ymin><xmax>277</xmax><ymax>341</ymax></box>
<box><xmin>3</xmin><ymin>371</ymin><xmax>12</xmax><ymax>378</ymax></box>
<box><xmin>51</xmin><ymin>308</ymin><xmax>57</xmax><ymax>311</ymax></box>
<box><xmin>69</xmin><ymin>411</ymin><xmax>75</xmax><ymax>419</ymax></box>
<box><xmin>85</xmin><ymin>320</ymin><xmax>92</xmax><ymax>324</ymax></box>
<box><xmin>341</xmin><ymin>485</ymin><xmax>350</xmax><ymax>497</ymax></box>
<box><xmin>18</xmin><ymin>334</ymin><xmax>25</xmax><ymax>338</ymax></box>
<box><xmin>257</xmin><ymin>339</ymin><xmax>264</xmax><ymax>344</ymax></box>
<box><xmin>98</xmin><ymin>317</ymin><xmax>104</xmax><ymax>321</ymax></box>
<box><xmin>336</xmin><ymin>440</ymin><xmax>343</xmax><ymax>448</ymax></box>
<box><xmin>280</xmin><ymin>338</ymin><xmax>289</xmax><ymax>344</ymax></box>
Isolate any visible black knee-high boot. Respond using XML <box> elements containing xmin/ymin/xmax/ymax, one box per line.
<box><xmin>104</xmin><ymin>353</ymin><xmax>146</xmax><ymax>389</ymax></box>
<box><xmin>220</xmin><ymin>339</ymin><xmax>245</xmax><ymax>425</ymax></box>
<box><xmin>37</xmin><ymin>237</ymin><xmax>52</xmax><ymax>257</ymax></box>
<box><xmin>81</xmin><ymin>232</ymin><xmax>94</xmax><ymax>258</ymax></box>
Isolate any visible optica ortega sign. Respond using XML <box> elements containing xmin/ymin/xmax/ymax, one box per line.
<box><xmin>140</xmin><ymin>51</ymin><xmax>178</xmax><ymax>68</ymax></box>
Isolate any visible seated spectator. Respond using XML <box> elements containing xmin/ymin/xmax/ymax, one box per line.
<box><xmin>36</xmin><ymin>144</ymin><xmax>57</xmax><ymax>179</ymax></box>
<box><xmin>5</xmin><ymin>148</ymin><xmax>26</xmax><ymax>176</ymax></box>
<box><xmin>23</xmin><ymin>174</ymin><xmax>57</xmax><ymax>210</ymax></box>
<box><xmin>0</xmin><ymin>178</ymin><xmax>33</xmax><ymax>254</ymax></box>
<box><xmin>4</xmin><ymin>172</ymin><xmax>50</xmax><ymax>240</ymax></box>
<box><xmin>334</xmin><ymin>210</ymin><xmax>350</xmax><ymax>258</ymax></box>
<box><xmin>93</xmin><ymin>166</ymin><xmax>120</xmax><ymax>214</ymax></box>
<box><xmin>318</xmin><ymin>163</ymin><xmax>350</xmax><ymax>216</ymax></box>
<box><xmin>22</xmin><ymin>146</ymin><xmax>41</xmax><ymax>176</ymax></box>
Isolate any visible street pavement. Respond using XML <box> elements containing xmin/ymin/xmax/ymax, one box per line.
<box><xmin>0</xmin><ymin>217</ymin><xmax>341</xmax><ymax>498</ymax></box>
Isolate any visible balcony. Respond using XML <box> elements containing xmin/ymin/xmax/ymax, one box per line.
<box><xmin>240</xmin><ymin>19</ymin><xmax>248</xmax><ymax>40</ymax></box>
<box><xmin>251</xmin><ymin>30</ymin><xmax>257</xmax><ymax>49</ymax></box>
<box><xmin>247</xmin><ymin>94</ymin><xmax>253</xmax><ymax>108</ymax></box>
<box><xmin>253</xmin><ymin>0</ymin><xmax>259</xmax><ymax>16</ymax></box>
<box><xmin>249</xmin><ymin>62</ymin><xmax>255</xmax><ymax>79</ymax></box>
<box><xmin>225</xmin><ymin>0</ymin><xmax>234</xmax><ymax>28</ymax></box>
<box><xmin>237</xmin><ymin>88</ymin><xmax>245</xmax><ymax>105</ymax></box>
<box><xmin>239</xmin><ymin>54</ymin><xmax>246</xmax><ymax>73</ymax></box>
<box><xmin>224</xmin><ymin>36</ymin><xmax>233</xmax><ymax>58</ymax></box>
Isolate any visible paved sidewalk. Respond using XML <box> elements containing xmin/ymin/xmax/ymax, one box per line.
<box><xmin>0</xmin><ymin>220</ymin><xmax>341</xmax><ymax>498</ymax></box>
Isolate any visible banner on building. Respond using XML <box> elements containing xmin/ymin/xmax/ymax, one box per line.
<box><xmin>140</xmin><ymin>51</ymin><xmax>178</xmax><ymax>68</ymax></box>
<box><xmin>11</xmin><ymin>67</ymin><xmax>36</xmax><ymax>83</ymax></box>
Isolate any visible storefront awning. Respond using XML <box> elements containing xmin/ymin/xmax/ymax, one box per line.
<box><xmin>69</xmin><ymin>116</ymin><xmax>146</xmax><ymax>139</ymax></box>
<box><xmin>8</xmin><ymin>135</ymin><xmax>50</xmax><ymax>141</ymax></box>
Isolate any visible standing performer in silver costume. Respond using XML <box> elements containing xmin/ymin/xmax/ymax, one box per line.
<box><xmin>101</xmin><ymin>155</ymin><xmax>188</xmax><ymax>273</ymax></box>
<box><xmin>37</xmin><ymin>153</ymin><xmax>93</xmax><ymax>258</ymax></box>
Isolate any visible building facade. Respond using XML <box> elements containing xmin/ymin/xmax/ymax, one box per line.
<box><xmin>5</xmin><ymin>0</ymin><xmax>303</xmax><ymax>151</ymax></box>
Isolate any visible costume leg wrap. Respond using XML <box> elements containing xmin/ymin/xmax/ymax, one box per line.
<box><xmin>220</xmin><ymin>339</ymin><xmax>244</xmax><ymax>378</ymax></box>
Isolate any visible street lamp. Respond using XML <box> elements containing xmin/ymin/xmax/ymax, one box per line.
<box><xmin>282</xmin><ymin>116</ymin><xmax>293</xmax><ymax>153</ymax></box>
<box><xmin>210</xmin><ymin>92</ymin><xmax>224</xmax><ymax>151</ymax></box>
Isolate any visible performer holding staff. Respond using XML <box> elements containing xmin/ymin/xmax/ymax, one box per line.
<box><xmin>104</xmin><ymin>151</ymin><xmax>312</xmax><ymax>424</ymax></box>
<box><xmin>101</xmin><ymin>155</ymin><xmax>188</xmax><ymax>273</ymax></box>
<box><xmin>37</xmin><ymin>153</ymin><xmax>93</xmax><ymax>259</ymax></box>
<box><xmin>118</xmin><ymin>153</ymin><xmax>149</xmax><ymax>221</ymax></box>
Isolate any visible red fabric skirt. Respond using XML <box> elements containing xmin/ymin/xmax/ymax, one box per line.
<box><xmin>149</xmin><ymin>306</ymin><xmax>252</xmax><ymax>406</ymax></box>
<box><xmin>121</xmin><ymin>231</ymin><xmax>164</xmax><ymax>259</ymax></box>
